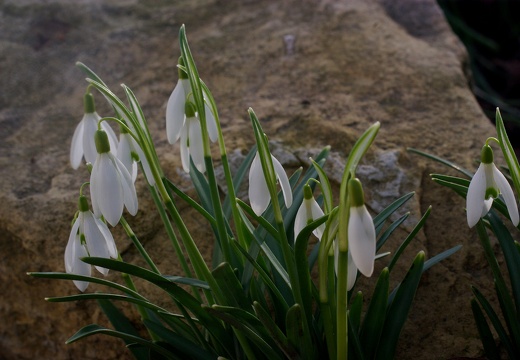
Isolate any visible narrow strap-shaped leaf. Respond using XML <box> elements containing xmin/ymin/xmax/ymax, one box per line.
<box><xmin>253</xmin><ymin>301</ymin><xmax>298</xmax><ymax>359</ymax></box>
<box><xmin>286</xmin><ymin>304</ymin><xmax>306</xmax><ymax>358</ymax></box>
<box><xmin>360</xmin><ymin>268</ymin><xmax>389</xmax><ymax>359</ymax></box>
<box><xmin>347</xmin><ymin>312</ymin><xmax>366</xmax><ymax>360</ymax></box>
<box><xmin>376</xmin><ymin>212</ymin><xmax>409</xmax><ymax>251</ymax></box>
<box><xmin>231</xmin><ymin>239</ymin><xmax>289</xmax><ymax>312</ymax></box>
<box><xmin>222</xmin><ymin>145</ymin><xmax>257</xmax><ymax>219</ymax></box>
<box><xmin>471</xmin><ymin>298</ymin><xmax>500</xmax><ymax>360</ymax></box>
<box><xmin>407</xmin><ymin>147</ymin><xmax>473</xmax><ymax>178</ymax></box>
<box><xmin>143</xmin><ymin>319</ymin><xmax>217</xmax><ymax>360</ymax></box>
<box><xmin>97</xmin><ymin>299</ymin><xmax>149</xmax><ymax>360</ymax></box>
<box><xmin>472</xmin><ymin>286</ymin><xmax>516</xmax><ymax>358</ymax></box>
<box><xmin>388</xmin><ymin>206</ymin><xmax>431</xmax><ymax>272</ymax></box>
<box><xmin>422</xmin><ymin>245</ymin><xmax>462</xmax><ymax>272</ymax></box>
<box><xmin>294</xmin><ymin>214</ymin><xmax>329</xmax><ymax>327</ymax></box>
<box><xmin>348</xmin><ymin>291</ymin><xmax>363</xmax><ymax>333</ymax></box>
<box><xmin>373</xmin><ymin>192</ymin><xmax>415</xmax><ymax>232</ymax></box>
<box><xmin>496</xmin><ymin>108</ymin><xmax>520</xmax><ymax>196</ymax></box>
<box><xmin>28</xmin><ymin>272</ymin><xmax>146</xmax><ymax>300</ymax></box>
<box><xmin>488</xmin><ymin>211</ymin><xmax>520</xmax><ymax>313</ymax></box>
<box><xmin>66</xmin><ymin>324</ymin><xmax>176</xmax><ymax>359</ymax></box>
<box><xmin>375</xmin><ymin>251</ymin><xmax>424</xmax><ymax>360</ymax></box>
<box><xmin>206</xmin><ymin>305</ymin><xmax>284</xmax><ymax>360</ymax></box>
<box><xmin>212</xmin><ymin>262</ymin><xmax>250</xmax><ymax>309</ymax></box>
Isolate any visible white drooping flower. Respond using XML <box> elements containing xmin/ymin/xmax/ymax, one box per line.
<box><xmin>467</xmin><ymin>144</ymin><xmax>519</xmax><ymax>227</ymax></box>
<box><xmin>116</xmin><ymin>130</ymin><xmax>156</xmax><ymax>186</ymax></box>
<box><xmin>70</xmin><ymin>93</ymin><xmax>118</xmax><ymax>169</ymax></box>
<box><xmin>90</xmin><ymin>129</ymin><xmax>138</xmax><ymax>227</ymax></box>
<box><xmin>180</xmin><ymin>102</ymin><xmax>206</xmax><ymax>173</ymax></box>
<box><xmin>347</xmin><ymin>178</ymin><xmax>376</xmax><ymax>278</ymax></box>
<box><xmin>166</xmin><ymin>62</ymin><xmax>218</xmax><ymax>173</ymax></box>
<box><xmin>65</xmin><ymin>195</ymin><xmax>118</xmax><ymax>292</ymax></box>
<box><xmin>294</xmin><ymin>184</ymin><xmax>325</xmax><ymax>240</ymax></box>
<box><xmin>248</xmin><ymin>151</ymin><xmax>293</xmax><ymax>216</ymax></box>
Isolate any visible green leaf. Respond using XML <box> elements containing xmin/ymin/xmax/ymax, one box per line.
<box><xmin>97</xmin><ymin>299</ymin><xmax>149</xmax><ymax>360</ymax></box>
<box><xmin>488</xmin><ymin>211</ymin><xmax>520</xmax><ymax>312</ymax></box>
<box><xmin>471</xmin><ymin>298</ymin><xmax>500</xmax><ymax>360</ymax></box>
<box><xmin>66</xmin><ymin>324</ymin><xmax>176</xmax><ymax>359</ymax></box>
<box><xmin>375</xmin><ymin>251</ymin><xmax>425</xmax><ymax>360</ymax></box>
<box><xmin>388</xmin><ymin>206</ymin><xmax>431</xmax><ymax>272</ymax></box>
<box><xmin>472</xmin><ymin>286</ymin><xmax>516</xmax><ymax>358</ymax></box>
<box><xmin>212</xmin><ymin>262</ymin><xmax>250</xmax><ymax>309</ymax></box>
<box><xmin>360</xmin><ymin>268</ymin><xmax>390</xmax><ymax>359</ymax></box>
<box><xmin>376</xmin><ymin>212</ymin><xmax>409</xmax><ymax>251</ymax></box>
<box><xmin>286</xmin><ymin>304</ymin><xmax>307</xmax><ymax>358</ymax></box>
<box><xmin>348</xmin><ymin>291</ymin><xmax>363</xmax><ymax>333</ymax></box>
<box><xmin>223</xmin><ymin>145</ymin><xmax>257</xmax><ymax>219</ymax></box>
<box><xmin>143</xmin><ymin>319</ymin><xmax>216</xmax><ymax>360</ymax></box>
<box><xmin>422</xmin><ymin>245</ymin><xmax>462</xmax><ymax>273</ymax></box>
<box><xmin>206</xmin><ymin>305</ymin><xmax>284</xmax><ymax>360</ymax></box>
<box><xmin>373</xmin><ymin>192</ymin><xmax>415</xmax><ymax>232</ymax></box>
<box><xmin>311</xmin><ymin>156</ymin><xmax>333</xmax><ymax>213</ymax></box>
<box><xmin>407</xmin><ymin>147</ymin><xmax>473</xmax><ymax>178</ymax></box>
<box><xmin>496</xmin><ymin>108</ymin><xmax>520</xmax><ymax>197</ymax></box>
<box><xmin>253</xmin><ymin>301</ymin><xmax>298</xmax><ymax>359</ymax></box>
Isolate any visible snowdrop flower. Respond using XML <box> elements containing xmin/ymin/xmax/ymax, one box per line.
<box><xmin>179</xmin><ymin>101</ymin><xmax>206</xmax><ymax>173</ymax></box>
<box><xmin>70</xmin><ymin>93</ymin><xmax>118</xmax><ymax>169</ymax></box>
<box><xmin>90</xmin><ymin>129</ymin><xmax>138</xmax><ymax>226</ymax></box>
<box><xmin>166</xmin><ymin>62</ymin><xmax>191</xmax><ymax>144</ymax></box>
<box><xmin>65</xmin><ymin>195</ymin><xmax>118</xmax><ymax>291</ymax></box>
<box><xmin>467</xmin><ymin>144</ymin><xmax>519</xmax><ymax>227</ymax></box>
<box><xmin>248</xmin><ymin>151</ymin><xmax>293</xmax><ymax>215</ymax></box>
<box><xmin>116</xmin><ymin>128</ymin><xmax>156</xmax><ymax>186</ymax></box>
<box><xmin>347</xmin><ymin>178</ymin><xmax>376</xmax><ymax>278</ymax></box>
<box><xmin>166</xmin><ymin>60</ymin><xmax>218</xmax><ymax>173</ymax></box>
<box><xmin>294</xmin><ymin>184</ymin><xmax>325</xmax><ymax>240</ymax></box>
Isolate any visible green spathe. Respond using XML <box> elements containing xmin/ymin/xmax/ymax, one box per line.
<box><xmin>95</xmin><ymin>130</ymin><xmax>111</xmax><ymax>154</ymax></box>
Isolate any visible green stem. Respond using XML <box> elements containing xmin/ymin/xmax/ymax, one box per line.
<box><xmin>336</xmin><ymin>250</ymin><xmax>348</xmax><ymax>360</ymax></box>
<box><xmin>119</xmin><ymin>217</ymin><xmax>160</xmax><ymax>274</ymax></box>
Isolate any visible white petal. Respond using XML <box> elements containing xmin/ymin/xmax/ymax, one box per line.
<box><xmin>112</xmin><ymin>154</ymin><xmax>138</xmax><ymax>216</ymax></box>
<box><xmin>90</xmin><ymin>155</ymin><xmax>102</xmax><ymax>218</ymax></box>
<box><xmin>249</xmin><ymin>153</ymin><xmax>270</xmax><ymax>215</ymax></box>
<box><xmin>293</xmin><ymin>201</ymin><xmax>307</xmax><ymax>240</ymax></box>
<box><xmin>467</xmin><ymin>164</ymin><xmax>487</xmax><ymax>227</ymax></box>
<box><xmin>82</xmin><ymin>113</ymin><xmax>101</xmax><ymax>165</ymax></box>
<box><xmin>65</xmin><ymin>218</ymin><xmax>81</xmax><ymax>273</ymax></box>
<box><xmin>71</xmin><ymin>240</ymin><xmax>91</xmax><ymax>292</ymax></box>
<box><xmin>348</xmin><ymin>206</ymin><xmax>376</xmax><ymax>277</ymax></box>
<box><xmin>493</xmin><ymin>164</ymin><xmax>520</xmax><ymax>226</ymax></box>
<box><xmin>82</xmin><ymin>211</ymin><xmax>111</xmax><ymax>275</ymax></box>
<box><xmin>166</xmin><ymin>80</ymin><xmax>186</xmax><ymax>144</ymax></box>
<box><xmin>117</xmin><ymin>134</ymin><xmax>137</xmax><ymax>183</ymax></box>
<box><xmin>91</xmin><ymin>154</ymin><xmax>124</xmax><ymax>226</ymax></box>
<box><xmin>272</xmin><ymin>155</ymin><xmax>293</xmax><ymax>209</ymax></box>
<box><xmin>100</xmin><ymin>120</ymin><xmax>119</xmax><ymax>153</ymax></box>
<box><xmin>70</xmin><ymin>121</ymin><xmax>84</xmax><ymax>169</ymax></box>
<box><xmin>180</xmin><ymin>122</ymin><xmax>190</xmax><ymax>173</ymax></box>
<box><xmin>310</xmin><ymin>198</ymin><xmax>326</xmax><ymax>239</ymax></box>
<box><xmin>204</xmin><ymin>97</ymin><xmax>218</xmax><ymax>142</ymax></box>
<box><xmin>347</xmin><ymin>251</ymin><xmax>358</xmax><ymax>291</ymax></box>
<box><xmin>188</xmin><ymin>117</ymin><xmax>206</xmax><ymax>173</ymax></box>
<box><xmin>94</xmin><ymin>216</ymin><xmax>118</xmax><ymax>259</ymax></box>
<box><xmin>133</xmin><ymin>138</ymin><xmax>155</xmax><ymax>186</ymax></box>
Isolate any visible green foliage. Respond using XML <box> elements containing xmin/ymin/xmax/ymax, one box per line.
<box><xmin>30</xmin><ymin>26</ymin><xmax>461</xmax><ymax>359</ymax></box>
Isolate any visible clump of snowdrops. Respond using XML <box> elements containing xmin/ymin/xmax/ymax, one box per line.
<box><xmin>30</xmin><ymin>26</ymin><xmax>460</xmax><ymax>360</ymax></box>
<box><xmin>412</xmin><ymin>109</ymin><xmax>520</xmax><ymax>359</ymax></box>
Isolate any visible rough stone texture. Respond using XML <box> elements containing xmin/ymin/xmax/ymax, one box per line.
<box><xmin>0</xmin><ymin>0</ymin><xmax>502</xmax><ymax>359</ymax></box>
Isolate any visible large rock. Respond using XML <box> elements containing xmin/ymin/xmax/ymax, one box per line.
<box><xmin>0</xmin><ymin>0</ymin><xmax>498</xmax><ymax>358</ymax></box>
